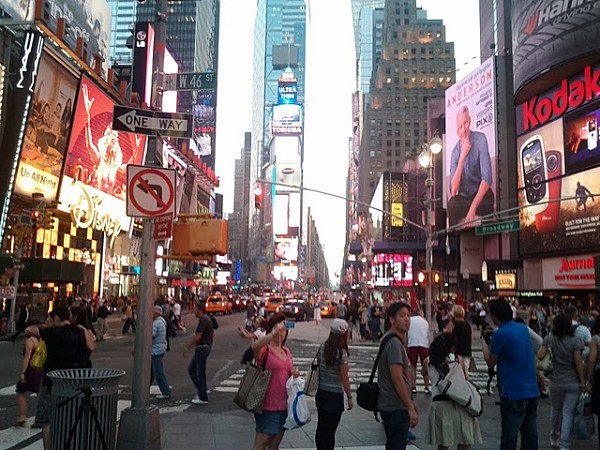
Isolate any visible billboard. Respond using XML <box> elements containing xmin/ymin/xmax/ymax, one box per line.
<box><xmin>273</xmin><ymin>265</ymin><xmax>298</xmax><ymax>281</ymax></box>
<box><xmin>444</xmin><ymin>57</ymin><xmax>497</xmax><ymax>229</ymax></box>
<box><xmin>274</xmin><ymin>237</ymin><xmax>298</xmax><ymax>262</ymax></box>
<box><xmin>382</xmin><ymin>173</ymin><xmax>408</xmax><ymax>240</ymax></box>
<box><xmin>15</xmin><ymin>53</ymin><xmax>78</xmax><ymax>200</ymax></box>
<box><xmin>542</xmin><ymin>254</ymin><xmax>596</xmax><ymax>290</ymax></box>
<box><xmin>517</xmin><ymin>115</ymin><xmax>600</xmax><ymax>256</ymax></box>
<box><xmin>131</xmin><ymin>22</ymin><xmax>155</xmax><ymax>107</ymax></box>
<box><xmin>278</xmin><ymin>80</ymin><xmax>297</xmax><ymax>104</ymax></box>
<box><xmin>512</xmin><ymin>0</ymin><xmax>600</xmax><ymax>97</ymax></box>
<box><xmin>273</xmin><ymin>193</ymin><xmax>289</xmax><ymax>236</ymax></box>
<box><xmin>0</xmin><ymin>0</ymin><xmax>112</xmax><ymax>75</ymax></box>
<box><xmin>63</xmin><ymin>77</ymin><xmax>146</xmax><ymax>201</ymax></box>
<box><xmin>371</xmin><ymin>254</ymin><xmax>413</xmax><ymax>287</ymax></box>
<box><xmin>271</xmin><ymin>104</ymin><xmax>302</xmax><ymax>135</ymax></box>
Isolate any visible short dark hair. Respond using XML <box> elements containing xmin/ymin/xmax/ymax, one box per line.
<box><xmin>553</xmin><ymin>313</ymin><xmax>574</xmax><ymax>337</ymax></box>
<box><xmin>53</xmin><ymin>305</ymin><xmax>70</xmax><ymax>322</ymax></box>
<box><xmin>386</xmin><ymin>302</ymin><xmax>410</xmax><ymax>320</ymax></box>
<box><xmin>265</xmin><ymin>313</ymin><xmax>286</xmax><ymax>333</ymax></box>
<box><xmin>195</xmin><ymin>302</ymin><xmax>206</xmax><ymax>313</ymax></box>
<box><xmin>564</xmin><ymin>305</ymin><xmax>577</xmax><ymax>319</ymax></box>
<box><xmin>488</xmin><ymin>299</ymin><xmax>513</xmax><ymax>323</ymax></box>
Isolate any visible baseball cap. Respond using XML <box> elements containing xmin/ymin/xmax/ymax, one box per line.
<box><xmin>330</xmin><ymin>318</ymin><xmax>349</xmax><ymax>335</ymax></box>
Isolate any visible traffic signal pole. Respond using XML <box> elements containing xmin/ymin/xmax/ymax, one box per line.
<box><xmin>116</xmin><ymin>1</ymin><xmax>167</xmax><ymax>449</ymax></box>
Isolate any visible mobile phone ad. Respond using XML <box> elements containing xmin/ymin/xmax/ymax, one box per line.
<box><xmin>517</xmin><ymin>118</ymin><xmax>600</xmax><ymax>256</ymax></box>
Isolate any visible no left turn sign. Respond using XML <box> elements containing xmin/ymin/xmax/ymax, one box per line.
<box><xmin>126</xmin><ymin>165</ymin><xmax>177</xmax><ymax>217</ymax></box>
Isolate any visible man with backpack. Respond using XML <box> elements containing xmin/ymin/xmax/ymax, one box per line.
<box><xmin>152</xmin><ymin>306</ymin><xmax>171</xmax><ymax>400</ymax></box>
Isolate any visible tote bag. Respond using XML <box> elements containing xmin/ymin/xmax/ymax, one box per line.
<box><xmin>233</xmin><ymin>347</ymin><xmax>271</xmax><ymax>414</ymax></box>
<box><xmin>305</xmin><ymin>346</ymin><xmax>320</xmax><ymax>397</ymax></box>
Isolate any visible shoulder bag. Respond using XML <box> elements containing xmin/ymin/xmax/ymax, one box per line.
<box><xmin>233</xmin><ymin>346</ymin><xmax>271</xmax><ymax>414</ymax></box>
<box><xmin>537</xmin><ymin>338</ymin><xmax>555</xmax><ymax>375</ymax></box>
<box><xmin>304</xmin><ymin>345</ymin><xmax>321</xmax><ymax>397</ymax></box>
<box><xmin>30</xmin><ymin>337</ymin><xmax>47</xmax><ymax>369</ymax></box>
<box><xmin>436</xmin><ymin>360</ymin><xmax>483</xmax><ymax>417</ymax></box>
<box><xmin>356</xmin><ymin>333</ymin><xmax>399</xmax><ymax>421</ymax></box>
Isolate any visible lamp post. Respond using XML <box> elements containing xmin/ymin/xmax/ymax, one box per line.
<box><xmin>418</xmin><ymin>134</ymin><xmax>442</xmax><ymax>325</ymax></box>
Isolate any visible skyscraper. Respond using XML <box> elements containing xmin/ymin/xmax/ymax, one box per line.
<box><xmin>351</xmin><ymin>0</ymin><xmax>385</xmax><ymax>57</ymax></box>
<box><xmin>358</xmin><ymin>0</ymin><xmax>455</xmax><ymax>205</ymax></box>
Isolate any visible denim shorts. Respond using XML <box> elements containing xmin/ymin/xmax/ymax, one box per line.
<box><xmin>254</xmin><ymin>410</ymin><xmax>287</xmax><ymax>435</ymax></box>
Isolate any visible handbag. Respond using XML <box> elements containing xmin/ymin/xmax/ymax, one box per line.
<box><xmin>30</xmin><ymin>338</ymin><xmax>47</xmax><ymax>369</ymax></box>
<box><xmin>536</xmin><ymin>345</ymin><xmax>554</xmax><ymax>375</ymax></box>
<box><xmin>573</xmin><ymin>392</ymin><xmax>595</xmax><ymax>439</ymax></box>
<box><xmin>284</xmin><ymin>376</ymin><xmax>311</xmax><ymax>430</ymax></box>
<box><xmin>305</xmin><ymin>346</ymin><xmax>320</xmax><ymax>397</ymax></box>
<box><xmin>436</xmin><ymin>360</ymin><xmax>483</xmax><ymax>417</ymax></box>
<box><xmin>356</xmin><ymin>333</ymin><xmax>399</xmax><ymax>421</ymax></box>
<box><xmin>233</xmin><ymin>347</ymin><xmax>271</xmax><ymax>414</ymax></box>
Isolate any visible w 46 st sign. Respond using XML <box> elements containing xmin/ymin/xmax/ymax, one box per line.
<box><xmin>163</xmin><ymin>72</ymin><xmax>216</xmax><ymax>91</ymax></box>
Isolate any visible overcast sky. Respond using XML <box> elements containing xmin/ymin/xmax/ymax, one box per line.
<box><xmin>214</xmin><ymin>0</ymin><xmax>481</xmax><ymax>282</ymax></box>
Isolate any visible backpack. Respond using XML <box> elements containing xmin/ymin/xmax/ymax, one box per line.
<box><xmin>435</xmin><ymin>360</ymin><xmax>483</xmax><ymax>417</ymax></box>
<box><xmin>209</xmin><ymin>313</ymin><xmax>219</xmax><ymax>330</ymax></box>
<box><xmin>161</xmin><ymin>317</ymin><xmax>174</xmax><ymax>352</ymax></box>
<box><xmin>356</xmin><ymin>333</ymin><xmax>400</xmax><ymax>421</ymax></box>
<box><xmin>30</xmin><ymin>338</ymin><xmax>47</xmax><ymax>369</ymax></box>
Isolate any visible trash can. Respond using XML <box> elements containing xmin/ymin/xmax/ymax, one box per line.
<box><xmin>47</xmin><ymin>368</ymin><xmax>125</xmax><ymax>450</ymax></box>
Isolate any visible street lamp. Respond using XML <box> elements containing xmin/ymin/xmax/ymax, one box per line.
<box><xmin>418</xmin><ymin>134</ymin><xmax>443</xmax><ymax>326</ymax></box>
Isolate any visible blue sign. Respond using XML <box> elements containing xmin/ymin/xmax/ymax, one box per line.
<box><xmin>235</xmin><ymin>260</ymin><xmax>241</xmax><ymax>282</ymax></box>
<box><xmin>278</xmin><ymin>81</ymin><xmax>297</xmax><ymax>104</ymax></box>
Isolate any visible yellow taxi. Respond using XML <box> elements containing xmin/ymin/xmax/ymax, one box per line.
<box><xmin>319</xmin><ymin>301</ymin><xmax>337</xmax><ymax>318</ymax></box>
<box><xmin>266</xmin><ymin>296</ymin><xmax>285</xmax><ymax>315</ymax></box>
<box><xmin>205</xmin><ymin>295</ymin><xmax>232</xmax><ymax>315</ymax></box>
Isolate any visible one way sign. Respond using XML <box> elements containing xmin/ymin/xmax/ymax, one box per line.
<box><xmin>113</xmin><ymin>106</ymin><xmax>193</xmax><ymax>138</ymax></box>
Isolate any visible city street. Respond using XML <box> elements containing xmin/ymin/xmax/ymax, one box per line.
<box><xmin>1</xmin><ymin>312</ymin><xmax>599</xmax><ymax>449</ymax></box>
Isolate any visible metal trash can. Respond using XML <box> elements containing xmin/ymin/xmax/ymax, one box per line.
<box><xmin>47</xmin><ymin>368</ymin><xmax>125</xmax><ymax>450</ymax></box>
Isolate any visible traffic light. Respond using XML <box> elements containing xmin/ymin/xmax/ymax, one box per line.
<box><xmin>417</xmin><ymin>270</ymin><xmax>430</xmax><ymax>285</ymax></box>
<box><xmin>432</xmin><ymin>271</ymin><xmax>442</xmax><ymax>284</ymax></box>
<box><xmin>31</xmin><ymin>210</ymin><xmax>41</xmax><ymax>226</ymax></box>
<box><xmin>254</xmin><ymin>187</ymin><xmax>263</xmax><ymax>209</ymax></box>
<box><xmin>44</xmin><ymin>209</ymin><xmax>55</xmax><ymax>229</ymax></box>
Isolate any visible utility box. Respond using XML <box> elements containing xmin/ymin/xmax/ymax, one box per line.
<box><xmin>172</xmin><ymin>216</ymin><xmax>228</xmax><ymax>256</ymax></box>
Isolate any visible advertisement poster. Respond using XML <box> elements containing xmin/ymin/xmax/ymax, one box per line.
<box><xmin>371</xmin><ymin>253</ymin><xmax>413</xmax><ymax>287</ymax></box>
<box><xmin>273</xmin><ymin>193</ymin><xmax>289</xmax><ymax>236</ymax></box>
<box><xmin>517</xmin><ymin>119</ymin><xmax>600</xmax><ymax>256</ymax></box>
<box><xmin>14</xmin><ymin>53</ymin><xmax>78</xmax><ymax>200</ymax></box>
<box><xmin>273</xmin><ymin>265</ymin><xmax>298</xmax><ymax>281</ymax></box>
<box><xmin>193</xmin><ymin>89</ymin><xmax>216</xmax><ymax>158</ymax></box>
<box><xmin>64</xmin><ymin>77</ymin><xmax>146</xmax><ymax>201</ymax></box>
<box><xmin>542</xmin><ymin>255</ymin><xmax>596</xmax><ymax>290</ymax></box>
<box><xmin>444</xmin><ymin>57</ymin><xmax>497</xmax><ymax>228</ymax></box>
<box><xmin>274</xmin><ymin>237</ymin><xmax>298</xmax><ymax>262</ymax></box>
<box><xmin>563</xmin><ymin>101</ymin><xmax>600</xmax><ymax>175</ymax></box>
<box><xmin>272</xmin><ymin>104</ymin><xmax>302</xmax><ymax>135</ymax></box>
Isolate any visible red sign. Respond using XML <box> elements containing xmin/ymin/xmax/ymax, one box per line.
<box><xmin>153</xmin><ymin>214</ymin><xmax>173</xmax><ymax>240</ymax></box>
<box><xmin>542</xmin><ymin>255</ymin><xmax>596</xmax><ymax>289</ymax></box>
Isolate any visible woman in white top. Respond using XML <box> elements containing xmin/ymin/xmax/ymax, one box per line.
<box><xmin>425</xmin><ymin>332</ymin><xmax>481</xmax><ymax>450</ymax></box>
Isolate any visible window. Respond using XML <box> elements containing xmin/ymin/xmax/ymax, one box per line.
<box><xmin>393</xmin><ymin>31</ymin><xmax>398</xmax><ymax>38</ymax></box>
<box><xmin>405</xmin><ymin>139</ymin><xmax>411</xmax><ymax>146</ymax></box>
<box><xmin>386</xmin><ymin>129</ymin><xmax>393</xmax><ymax>136</ymax></box>
<box><xmin>386</xmin><ymin>119</ymin><xmax>393</xmax><ymax>126</ymax></box>
<box><xmin>369</xmin><ymin>150</ymin><xmax>375</xmax><ymax>157</ymax></box>
<box><xmin>386</xmin><ymin>140</ymin><xmax>392</xmax><ymax>147</ymax></box>
<box><xmin>395</xmin><ymin>150</ymin><xmax>401</xmax><ymax>157</ymax></box>
<box><xmin>386</xmin><ymin>150</ymin><xmax>392</xmax><ymax>157</ymax></box>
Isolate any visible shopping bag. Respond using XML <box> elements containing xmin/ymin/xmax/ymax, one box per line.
<box><xmin>284</xmin><ymin>376</ymin><xmax>311</xmax><ymax>430</ymax></box>
<box><xmin>536</xmin><ymin>346</ymin><xmax>554</xmax><ymax>375</ymax></box>
<box><xmin>573</xmin><ymin>393</ymin><xmax>595</xmax><ymax>440</ymax></box>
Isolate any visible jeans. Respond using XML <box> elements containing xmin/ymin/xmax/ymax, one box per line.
<box><xmin>499</xmin><ymin>396</ymin><xmax>539</xmax><ymax>450</ymax></box>
<box><xmin>122</xmin><ymin>318</ymin><xmax>136</xmax><ymax>334</ymax></box>
<box><xmin>96</xmin><ymin>317</ymin><xmax>107</xmax><ymax>339</ymax></box>
<box><xmin>380</xmin><ymin>409</ymin><xmax>409</xmax><ymax>450</ymax></box>
<box><xmin>550</xmin><ymin>382</ymin><xmax>580</xmax><ymax>449</ymax></box>
<box><xmin>315</xmin><ymin>408</ymin><xmax>342</xmax><ymax>450</ymax></box>
<box><xmin>188</xmin><ymin>344</ymin><xmax>211</xmax><ymax>401</ymax></box>
<box><xmin>151</xmin><ymin>354</ymin><xmax>170</xmax><ymax>396</ymax></box>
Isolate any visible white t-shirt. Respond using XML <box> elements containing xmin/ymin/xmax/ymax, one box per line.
<box><xmin>408</xmin><ymin>316</ymin><xmax>430</xmax><ymax>348</ymax></box>
<box><xmin>173</xmin><ymin>303</ymin><xmax>181</xmax><ymax>317</ymax></box>
<box><xmin>254</xmin><ymin>329</ymin><xmax>266</xmax><ymax>339</ymax></box>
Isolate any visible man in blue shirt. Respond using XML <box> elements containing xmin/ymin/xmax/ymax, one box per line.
<box><xmin>482</xmin><ymin>299</ymin><xmax>540</xmax><ymax>450</ymax></box>
<box><xmin>448</xmin><ymin>106</ymin><xmax>495</xmax><ymax>228</ymax></box>
<box><xmin>152</xmin><ymin>306</ymin><xmax>171</xmax><ymax>400</ymax></box>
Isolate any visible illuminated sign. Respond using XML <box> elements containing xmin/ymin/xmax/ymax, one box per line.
<box><xmin>542</xmin><ymin>254</ymin><xmax>596</xmax><ymax>289</ymax></box>
<box><xmin>273</xmin><ymin>265</ymin><xmax>298</xmax><ymax>281</ymax></box>
<box><xmin>272</xmin><ymin>104</ymin><xmax>302</xmax><ymax>136</ymax></box>
<box><xmin>371</xmin><ymin>253</ymin><xmax>413</xmax><ymax>287</ymax></box>
<box><xmin>278</xmin><ymin>81</ymin><xmax>297</xmax><ymax>104</ymax></box>
<box><xmin>495</xmin><ymin>272</ymin><xmax>517</xmax><ymax>290</ymax></box>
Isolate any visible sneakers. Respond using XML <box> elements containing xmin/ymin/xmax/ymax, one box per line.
<box><xmin>192</xmin><ymin>396</ymin><xmax>208</xmax><ymax>405</ymax></box>
<box><xmin>424</xmin><ymin>388</ymin><xmax>431</xmax><ymax>395</ymax></box>
<box><xmin>407</xmin><ymin>430</ymin><xmax>416</xmax><ymax>441</ymax></box>
<box><xmin>155</xmin><ymin>394</ymin><xmax>170</xmax><ymax>400</ymax></box>
<box><xmin>550</xmin><ymin>436</ymin><xmax>559</xmax><ymax>448</ymax></box>
<box><xmin>411</xmin><ymin>387</ymin><xmax>417</xmax><ymax>395</ymax></box>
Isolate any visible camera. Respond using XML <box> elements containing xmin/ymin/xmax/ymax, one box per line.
<box><xmin>481</xmin><ymin>327</ymin><xmax>495</xmax><ymax>346</ymax></box>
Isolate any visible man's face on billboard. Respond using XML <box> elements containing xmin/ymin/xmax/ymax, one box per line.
<box><xmin>457</xmin><ymin>110</ymin><xmax>471</xmax><ymax>141</ymax></box>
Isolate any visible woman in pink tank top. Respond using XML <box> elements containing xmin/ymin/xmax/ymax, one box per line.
<box><xmin>251</xmin><ymin>313</ymin><xmax>297</xmax><ymax>450</ymax></box>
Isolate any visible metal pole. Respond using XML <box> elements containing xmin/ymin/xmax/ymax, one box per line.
<box><xmin>7</xmin><ymin>245</ymin><xmax>22</xmax><ymax>334</ymax></box>
<box><xmin>425</xmin><ymin>163</ymin><xmax>434</xmax><ymax>325</ymax></box>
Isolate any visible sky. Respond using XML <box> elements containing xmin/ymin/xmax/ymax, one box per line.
<box><xmin>214</xmin><ymin>0</ymin><xmax>480</xmax><ymax>281</ymax></box>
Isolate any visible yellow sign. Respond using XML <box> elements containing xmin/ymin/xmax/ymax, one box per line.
<box><xmin>495</xmin><ymin>273</ymin><xmax>517</xmax><ymax>290</ymax></box>
<box><xmin>391</xmin><ymin>203</ymin><xmax>404</xmax><ymax>227</ymax></box>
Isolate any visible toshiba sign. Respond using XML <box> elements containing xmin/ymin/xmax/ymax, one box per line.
<box><xmin>542</xmin><ymin>255</ymin><xmax>597</xmax><ymax>289</ymax></box>
<box><xmin>516</xmin><ymin>64</ymin><xmax>600</xmax><ymax>134</ymax></box>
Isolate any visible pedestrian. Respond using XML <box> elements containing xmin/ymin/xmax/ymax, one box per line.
<box><xmin>425</xmin><ymin>332</ymin><xmax>482</xmax><ymax>450</ymax></box>
<box><xmin>70</xmin><ymin>306</ymin><xmax>95</xmax><ymax>368</ymax></box>
<box><xmin>314</xmin><ymin>319</ymin><xmax>353</xmax><ymax>450</ymax></box>
<box><xmin>482</xmin><ymin>299</ymin><xmax>540</xmax><ymax>450</ymax></box>
<box><xmin>378</xmin><ymin>302</ymin><xmax>418</xmax><ymax>450</ymax></box>
<box><xmin>515</xmin><ymin>310</ymin><xmax>546</xmax><ymax>396</ymax></box>
<box><xmin>407</xmin><ymin>306</ymin><xmax>431</xmax><ymax>395</ymax></box>
<box><xmin>172</xmin><ymin>300</ymin><xmax>185</xmax><ymax>331</ymax></box>
<box><xmin>450</xmin><ymin>305</ymin><xmax>472</xmax><ymax>377</ymax></box>
<box><xmin>335</xmin><ymin>299</ymin><xmax>347</xmax><ymax>319</ymax></box>
<box><xmin>184</xmin><ymin>302</ymin><xmax>214</xmax><ymax>405</ymax></box>
<box><xmin>25</xmin><ymin>306</ymin><xmax>95</xmax><ymax>450</ymax></box>
<box><xmin>537</xmin><ymin>313</ymin><xmax>587</xmax><ymax>449</ymax></box>
<box><xmin>251</xmin><ymin>314</ymin><xmax>297</xmax><ymax>450</ymax></box>
<box><xmin>565</xmin><ymin>305</ymin><xmax>592</xmax><ymax>359</ymax></box>
<box><xmin>314</xmin><ymin>301</ymin><xmax>322</xmax><ymax>325</ymax></box>
<box><xmin>11</xmin><ymin>302</ymin><xmax>31</xmax><ymax>342</ymax></box>
<box><xmin>359</xmin><ymin>301</ymin><xmax>369</xmax><ymax>340</ymax></box>
<box><xmin>368</xmin><ymin>303</ymin><xmax>381</xmax><ymax>343</ymax></box>
<box><xmin>122</xmin><ymin>300</ymin><xmax>136</xmax><ymax>334</ymax></box>
<box><xmin>15</xmin><ymin>329</ymin><xmax>44</xmax><ymax>426</ymax></box>
<box><xmin>96</xmin><ymin>301</ymin><xmax>109</xmax><ymax>340</ymax></box>
<box><xmin>151</xmin><ymin>306</ymin><xmax>171</xmax><ymax>400</ymax></box>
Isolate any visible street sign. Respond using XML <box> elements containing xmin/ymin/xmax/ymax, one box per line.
<box><xmin>153</xmin><ymin>213</ymin><xmax>173</xmax><ymax>240</ymax></box>
<box><xmin>126</xmin><ymin>165</ymin><xmax>177</xmax><ymax>218</ymax></box>
<box><xmin>0</xmin><ymin>286</ymin><xmax>16</xmax><ymax>298</ymax></box>
<box><xmin>112</xmin><ymin>106</ymin><xmax>193</xmax><ymax>138</ymax></box>
<box><xmin>163</xmin><ymin>72</ymin><xmax>216</xmax><ymax>91</ymax></box>
<box><xmin>475</xmin><ymin>220</ymin><xmax>521</xmax><ymax>236</ymax></box>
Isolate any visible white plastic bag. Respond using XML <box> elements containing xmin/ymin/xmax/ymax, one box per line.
<box><xmin>284</xmin><ymin>376</ymin><xmax>311</xmax><ymax>430</ymax></box>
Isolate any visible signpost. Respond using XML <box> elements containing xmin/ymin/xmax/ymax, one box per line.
<box><xmin>163</xmin><ymin>72</ymin><xmax>216</xmax><ymax>91</ymax></box>
<box><xmin>126</xmin><ymin>165</ymin><xmax>177</xmax><ymax>218</ymax></box>
<box><xmin>112</xmin><ymin>106</ymin><xmax>193</xmax><ymax>138</ymax></box>
<box><xmin>475</xmin><ymin>220</ymin><xmax>520</xmax><ymax>236</ymax></box>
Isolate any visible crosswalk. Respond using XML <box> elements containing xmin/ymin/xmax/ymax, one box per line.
<box><xmin>213</xmin><ymin>343</ymin><xmax>493</xmax><ymax>395</ymax></box>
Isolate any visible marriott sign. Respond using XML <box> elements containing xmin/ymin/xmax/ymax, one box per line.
<box><xmin>516</xmin><ymin>63</ymin><xmax>600</xmax><ymax>135</ymax></box>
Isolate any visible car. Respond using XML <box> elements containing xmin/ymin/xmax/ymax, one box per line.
<box><xmin>230</xmin><ymin>295</ymin><xmax>247</xmax><ymax>312</ymax></box>
<box><xmin>281</xmin><ymin>299</ymin><xmax>311</xmax><ymax>321</ymax></box>
<box><xmin>266</xmin><ymin>296</ymin><xmax>285</xmax><ymax>314</ymax></box>
<box><xmin>205</xmin><ymin>295</ymin><xmax>232</xmax><ymax>315</ymax></box>
<box><xmin>319</xmin><ymin>300</ymin><xmax>337</xmax><ymax>318</ymax></box>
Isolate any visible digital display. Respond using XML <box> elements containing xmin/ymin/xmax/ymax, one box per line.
<box><xmin>523</xmin><ymin>141</ymin><xmax>543</xmax><ymax>175</ymax></box>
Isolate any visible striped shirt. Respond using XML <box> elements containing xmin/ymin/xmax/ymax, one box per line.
<box><xmin>152</xmin><ymin>317</ymin><xmax>168</xmax><ymax>356</ymax></box>
<box><xmin>318</xmin><ymin>346</ymin><xmax>348</xmax><ymax>393</ymax></box>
